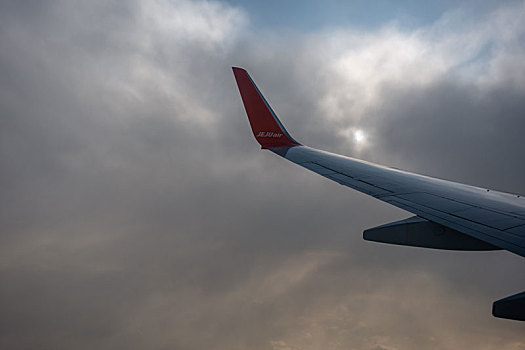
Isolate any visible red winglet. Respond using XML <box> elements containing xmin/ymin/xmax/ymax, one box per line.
<box><xmin>233</xmin><ymin>67</ymin><xmax>300</xmax><ymax>148</ymax></box>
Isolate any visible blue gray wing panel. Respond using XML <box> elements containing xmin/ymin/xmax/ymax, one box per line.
<box><xmin>273</xmin><ymin>146</ymin><xmax>525</xmax><ymax>257</ymax></box>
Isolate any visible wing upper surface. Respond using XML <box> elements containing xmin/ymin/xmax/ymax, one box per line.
<box><xmin>276</xmin><ymin>145</ymin><xmax>525</xmax><ymax>257</ymax></box>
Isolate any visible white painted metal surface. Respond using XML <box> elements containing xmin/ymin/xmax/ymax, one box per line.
<box><xmin>277</xmin><ymin>145</ymin><xmax>525</xmax><ymax>257</ymax></box>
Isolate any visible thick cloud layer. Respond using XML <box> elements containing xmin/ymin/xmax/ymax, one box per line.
<box><xmin>0</xmin><ymin>1</ymin><xmax>524</xmax><ymax>349</ymax></box>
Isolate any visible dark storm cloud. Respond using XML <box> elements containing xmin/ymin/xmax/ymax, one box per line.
<box><xmin>0</xmin><ymin>1</ymin><xmax>524</xmax><ymax>349</ymax></box>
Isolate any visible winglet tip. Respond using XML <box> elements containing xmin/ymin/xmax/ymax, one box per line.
<box><xmin>232</xmin><ymin>66</ymin><xmax>246</xmax><ymax>73</ymax></box>
<box><xmin>233</xmin><ymin>67</ymin><xmax>300</xmax><ymax>148</ymax></box>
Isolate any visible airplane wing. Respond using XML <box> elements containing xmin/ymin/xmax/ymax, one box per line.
<box><xmin>232</xmin><ymin>67</ymin><xmax>525</xmax><ymax>321</ymax></box>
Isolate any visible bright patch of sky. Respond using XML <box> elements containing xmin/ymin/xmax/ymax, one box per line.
<box><xmin>226</xmin><ymin>0</ymin><xmax>520</xmax><ymax>31</ymax></box>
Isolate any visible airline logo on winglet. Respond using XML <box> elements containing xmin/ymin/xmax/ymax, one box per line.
<box><xmin>233</xmin><ymin>67</ymin><xmax>301</xmax><ymax>148</ymax></box>
<box><xmin>257</xmin><ymin>131</ymin><xmax>283</xmax><ymax>138</ymax></box>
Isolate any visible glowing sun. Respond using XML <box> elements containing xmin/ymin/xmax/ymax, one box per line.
<box><xmin>353</xmin><ymin>129</ymin><xmax>366</xmax><ymax>143</ymax></box>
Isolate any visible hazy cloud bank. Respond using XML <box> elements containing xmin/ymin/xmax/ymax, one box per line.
<box><xmin>0</xmin><ymin>1</ymin><xmax>524</xmax><ymax>349</ymax></box>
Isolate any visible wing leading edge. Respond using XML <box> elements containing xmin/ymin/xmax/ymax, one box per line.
<box><xmin>232</xmin><ymin>67</ymin><xmax>525</xmax><ymax>320</ymax></box>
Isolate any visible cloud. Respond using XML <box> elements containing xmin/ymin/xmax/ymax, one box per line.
<box><xmin>0</xmin><ymin>0</ymin><xmax>524</xmax><ymax>349</ymax></box>
<box><xmin>292</xmin><ymin>3</ymin><xmax>525</xmax><ymax>156</ymax></box>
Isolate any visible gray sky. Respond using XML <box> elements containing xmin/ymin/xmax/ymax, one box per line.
<box><xmin>0</xmin><ymin>1</ymin><xmax>524</xmax><ymax>349</ymax></box>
